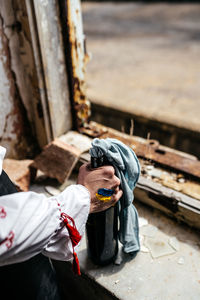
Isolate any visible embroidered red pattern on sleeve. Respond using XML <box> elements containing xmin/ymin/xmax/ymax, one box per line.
<box><xmin>61</xmin><ymin>212</ymin><xmax>82</xmax><ymax>276</ymax></box>
<box><xmin>0</xmin><ymin>231</ymin><xmax>15</xmax><ymax>249</ymax></box>
<box><xmin>0</xmin><ymin>206</ymin><xmax>15</xmax><ymax>250</ymax></box>
<box><xmin>0</xmin><ymin>202</ymin><xmax>82</xmax><ymax>274</ymax></box>
<box><xmin>0</xmin><ymin>206</ymin><xmax>7</xmax><ymax>218</ymax></box>
<box><xmin>55</xmin><ymin>199</ymin><xmax>82</xmax><ymax>275</ymax></box>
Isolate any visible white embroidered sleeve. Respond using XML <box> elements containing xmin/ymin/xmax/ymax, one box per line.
<box><xmin>0</xmin><ymin>185</ymin><xmax>90</xmax><ymax>266</ymax></box>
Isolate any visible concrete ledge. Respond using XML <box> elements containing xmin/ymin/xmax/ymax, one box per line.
<box><xmin>53</xmin><ymin>201</ymin><xmax>200</xmax><ymax>300</ymax></box>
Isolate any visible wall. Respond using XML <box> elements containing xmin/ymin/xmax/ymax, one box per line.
<box><xmin>0</xmin><ymin>0</ymin><xmax>47</xmax><ymax>158</ymax></box>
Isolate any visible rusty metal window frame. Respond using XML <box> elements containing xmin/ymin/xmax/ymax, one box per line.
<box><xmin>58</xmin><ymin>0</ymin><xmax>91</xmax><ymax>130</ymax></box>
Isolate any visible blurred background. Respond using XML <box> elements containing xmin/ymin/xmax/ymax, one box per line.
<box><xmin>81</xmin><ymin>1</ymin><xmax>200</xmax><ymax>158</ymax></box>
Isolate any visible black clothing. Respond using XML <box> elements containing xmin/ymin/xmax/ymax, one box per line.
<box><xmin>0</xmin><ymin>170</ymin><xmax>62</xmax><ymax>300</ymax></box>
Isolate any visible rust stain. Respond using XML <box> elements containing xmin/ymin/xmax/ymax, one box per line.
<box><xmin>80</xmin><ymin>121</ymin><xmax>200</xmax><ymax>201</ymax></box>
<box><xmin>80</xmin><ymin>121</ymin><xmax>200</xmax><ymax>181</ymax></box>
<box><xmin>65</xmin><ymin>0</ymin><xmax>91</xmax><ymax>129</ymax></box>
<box><xmin>135</xmin><ymin>143</ymin><xmax>200</xmax><ymax>180</ymax></box>
<box><xmin>0</xmin><ymin>11</ymin><xmax>35</xmax><ymax>158</ymax></box>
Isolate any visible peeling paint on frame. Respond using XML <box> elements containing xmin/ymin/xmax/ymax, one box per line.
<box><xmin>64</xmin><ymin>0</ymin><xmax>91</xmax><ymax>129</ymax></box>
<box><xmin>0</xmin><ymin>9</ymin><xmax>32</xmax><ymax>158</ymax></box>
<box><xmin>33</xmin><ymin>0</ymin><xmax>73</xmax><ymax>138</ymax></box>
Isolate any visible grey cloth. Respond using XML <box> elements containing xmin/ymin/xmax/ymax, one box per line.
<box><xmin>90</xmin><ymin>138</ymin><xmax>140</xmax><ymax>254</ymax></box>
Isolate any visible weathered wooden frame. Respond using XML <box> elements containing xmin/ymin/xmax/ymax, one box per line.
<box><xmin>79</xmin><ymin>122</ymin><xmax>200</xmax><ymax>230</ymax></box>
<box><xmin>26</xmin><ymin>0</ymin><xmax>200</xmax><ymax>230</ymax></box>
<box><xmin>26</xmin><ymin>0</ymin><xmax>73</xmax><ymax>140</ymax></box>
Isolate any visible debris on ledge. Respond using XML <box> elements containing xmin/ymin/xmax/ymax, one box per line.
<box><xmin>3</xmin><ymin>159</ymin><xmax>34</xmax><ymax>191</ymax></box>
<box><xmin>31</xmin><ymin>139</ymin><xmax>81</xmax><ymax>184</ymax></box>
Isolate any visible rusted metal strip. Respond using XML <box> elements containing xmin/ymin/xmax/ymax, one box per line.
<box><xmin>80</xmin><ymin>121</ymin><xmax>200</xmax><ymax>180</ymax></box>
<box><xmin>59</xmin><ymin>0</ymin><xmax>91</xmax><ymax>129</ymax></box>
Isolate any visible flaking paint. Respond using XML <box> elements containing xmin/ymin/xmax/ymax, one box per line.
<box><xmin>0</xmin><ymin>1</ymin><xmax>38</xmax><ymax>158</ymax></box>
<box><xmin>65</xmin><ymin>0</ymin><xmax>91</xmax><ymax>128</ymax></box>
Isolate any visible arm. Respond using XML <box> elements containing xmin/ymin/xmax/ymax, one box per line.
<box><xmin>0</xmin><ymin>163</ymin><xmax>122</xmax><ymax>266</ymax></box>
<box><xmin>0</xmin><ymin>184</ymin><xmax>90</xmax><ymax>265</ymax></box>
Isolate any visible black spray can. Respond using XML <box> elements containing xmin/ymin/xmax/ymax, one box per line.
<box><xmin>86</xmin><ymin>156</ymin><xmax>118</xmax><ymax>265</ymax></box>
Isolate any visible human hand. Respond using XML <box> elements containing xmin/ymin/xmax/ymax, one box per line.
<box><xmin>77</xmin><ymin>163</ymin><xmax>123</xmax><ymax>213</ymax></box>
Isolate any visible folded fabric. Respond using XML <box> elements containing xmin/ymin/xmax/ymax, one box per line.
<box><xmin>90</xmin><ymin>138</ymin><xmax>140</xmax><ymax>254</ymax></box>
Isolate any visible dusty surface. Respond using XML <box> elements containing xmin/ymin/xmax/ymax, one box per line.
<box><xmin>30</xmin><ymin>173</ymin><xmax>200</xmax><ymax>300</ymax></box>
<box><xmin>79</xmin><ymin>200</ymin><xmax>200</xmax><ymax>300</ymax></box>
<box><xmin>82</xmin><ymin>2</ymin><xmax>200</xmax><ymax>132</ymax></box>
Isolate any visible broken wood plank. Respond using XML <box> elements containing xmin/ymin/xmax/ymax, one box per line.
<box><xmin>137</xmin><ymin>176</ymin><xmax>200</xmax><ymax>211</ymax></box>
<box><xmin>177</xmin><ymin>203</ymin><xmax>200</xmax><ymax>230</ymax></box>
<box><xmin>80</xmin><ymin>121</ymin><xmax>200</xmax><ymax>180</ymax></box>
<box><xmin>73</xmin><ymin>132</ymin><xmax>200</xmax><ymax>229</ymax></box>
<box><xmin>32</xmin><ymin>139</ymin><xmax>81</xmax><ymax>183</ymax></box>
<box><xmin>135</xmin><ymin>176</ymin><xmax>200</xmax><ymax>230</ymax></box>
<box><xmin>59</xmin><ymin>129</ymin><xmax>200</xmax><ymax>230</ymax></box>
